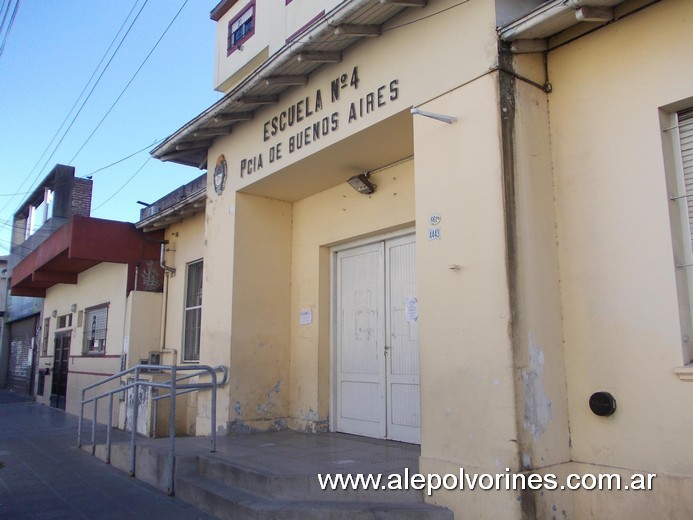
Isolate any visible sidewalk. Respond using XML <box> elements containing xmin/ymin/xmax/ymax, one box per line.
<box><xmin>0</xmin><ymin>390</ymin><xmax>214</xmax><ymax>519</ymax></box>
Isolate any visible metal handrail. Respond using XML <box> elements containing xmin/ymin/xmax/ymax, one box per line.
<box><xmin>78</xmin><ymin>364</ymin><xmax>228</xmax><ymax>495</ymax></box>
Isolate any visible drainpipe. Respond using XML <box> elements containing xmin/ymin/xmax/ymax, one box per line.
<box><xmin>159</xmin><ymin>241</ymin><xmax>176</xmax><ymax>357</ymax></box>
<box><xmin>160</xmin><ymin>241</ymin><xmax>176</xmax><ymax>275</ymax></box>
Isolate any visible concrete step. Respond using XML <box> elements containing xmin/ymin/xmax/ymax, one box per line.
<box><xmin>196</xmin><ymin>454</ymin><xmax>424</xmax><ymax>504</ymax></box>
<box><xmin>176</xmin><ymin>474</ymin><xmax>454</xmax><ymax>520</ymax></box>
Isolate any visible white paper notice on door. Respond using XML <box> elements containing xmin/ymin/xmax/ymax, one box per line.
<box><xmin>405</xmin><ymin>297</ymin><xmax>418</xmax><ymax>322</ymax></box>
<box><xmin>300</xmin><ymin>308</ymin><xmax>313</xmax><ymax>325</ymax></box>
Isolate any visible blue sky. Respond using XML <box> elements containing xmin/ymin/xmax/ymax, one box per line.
<box><xmin>0</xmin><ymin>0</ymin><xmax>221</xmax><ymax>255</ymax></box>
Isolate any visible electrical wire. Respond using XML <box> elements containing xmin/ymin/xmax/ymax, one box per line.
<box><xmin>91</xmin><ymin>156</ymin><xmax>152</xmax><ymax>213</ymax></box>
<box><xmin>0</xmin><ymin>0</ymin><xmax>13</xmax><ymax>36</ymax></box>
<box><xmin>0</xmin><ymin>0</ymin><xmax>19</xmax><ymax>58</ymax></box>
<box><xmin>0</xmin><ymin>137</ymin><xmax>161</xmax><ymax>244</ymax></box>
<box><xmin>0</xmin><ymin>0</ymin><xmax>149</xmax><ymax>218</ymax></box>
<box><xmin>68</xmin><ymin>0</ymin><xmax>190</xmax><ymax>164</ymax></box>
<box><xmin>81</xmin><ymin>139</ymin><xmax>161</xmax><ymax>177</ymax></box>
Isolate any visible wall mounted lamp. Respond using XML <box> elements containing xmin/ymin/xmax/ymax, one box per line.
<box><xmin>347</xmin><ymin>173</ymin><xmax>376</xmax><ymax>194</ymax></box>
<box><xmin>411</xmin><ymin>107</ymin><xmax>458</xmax><ymax>124</ymax></box>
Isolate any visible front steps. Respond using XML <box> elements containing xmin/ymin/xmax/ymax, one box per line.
<box><xmin>85</xmin><ymin>434</ymin><xmax>453</xmax><ymax>519</ymax></box>
<box><xmin>175</xmin><ymin>453</ymin><xmax>453</xmax><ymax>519</ymax></box>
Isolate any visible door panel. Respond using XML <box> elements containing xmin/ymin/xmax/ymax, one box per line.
<box><xmin>50</xmin><ymin>333</ymin><xmax>70</xmax><ymax>410</ymax></box>
<box><xmin>334</xmin><ymin>234</ymin><xmax>420</xmax><ymax>443</ymax></box>
<box><xmin>335</xmin><ymin>243</ymin><xmax>385</xmax><ymax>438</ymax></box>
<box><xmin>386</xmin><ymin>236</ymin><xmax>420</xmax><ymax>443</ymax></box>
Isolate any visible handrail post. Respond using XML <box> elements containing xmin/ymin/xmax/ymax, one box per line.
<box><xmin>129</xmin><ymin>366</ymin><xmax>140</xmax><ymax>477</ymax></box>
<box><xmin>91</xmin><ymin>398</ymin><xmax>97</xmax><ymax>455</ymax></box>
<box><xmin>107</xmin><ymin>393</ymin><xmax>114</xmax><ymax>464</ymax></box>
<box><xmin>78</xmin><ymin>388</ymin><xmax>86</xmax><ymax>447</ymax></box>
<box><xmin>211</xmin><ymin>368</ymin><xmax>218</xmax><ymax>453</ymax></box>
<box><xmin>166</xmin><ymin>366</ymin><xmax>177</xmax><ymax>495</ymax></box>
<box><xmin>153</xmin><ymin>388</ymin><xmax>159</xmax><ymax>438</ymax></box>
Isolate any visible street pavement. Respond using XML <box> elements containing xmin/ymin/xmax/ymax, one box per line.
<box><xmin>0</xmin><ymin>389</ymin><xmax>214</xmax><ymax>519</ymax></box>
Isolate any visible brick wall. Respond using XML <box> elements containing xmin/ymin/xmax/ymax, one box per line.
<box><xmin>71</xmin><ymin>178</ymin><xmax>93</xmax><ymax>217</ymax></box>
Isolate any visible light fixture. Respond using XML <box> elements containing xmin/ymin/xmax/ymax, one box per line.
<box><xmin>334</xmin><ymin>24</ymin><xmax>381</xmax><ymax>37</ymax></box>
<box><xmin>411</xmin><ymin>107</ymin><xmax>457</xmax><ymax>124</ymax></box>
<box><xmin>297</xmin><ymin>51</ymin><xmax>342</xmax><ymax>63</ymax></box>
<box><xmin>381</xmin><ymin>0</ymin><xmax>427</xmax><ymax>6</ymax></box>
<box><xmin>575</xmin><ymin>7</ymin><xmax>613</xmax><ymax>22</ymax></box>
<box><xmin>347</xmin><ymin>173</ymin><xmax>376</xmax><ymax>194</ymax></box>
<box><xmin>265</xmin><ymin>75</ymin><xmax>308</xmax><ymax>86</ymax></box>
<box><xmin>51</xmin><ymin>310</ymin><xmax>57</xmax><ymax>318</ymax></box>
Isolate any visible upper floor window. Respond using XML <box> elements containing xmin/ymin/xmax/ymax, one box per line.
<box><xmin>227</xmin><ymin>1</ymin><xmax>255</xmax><ymax>55</ymax></box>
<box><xmin>184</xmin><ymin>260</ymin><xmax>203</xmax><ymax>362</ymax></box>
<box><xmin>665</xmin><ymin>106</ymin><xmax>693</xmax><ymax>366</ymax></box>
<box><xmin>84</xmin><ymin>304</ymin><xmax>108</xmax><ymax>355</ymax></box>
<box><xmin>25</xmin><ymin>188</ymin><xmax>54</xmax><ymax>239</ymax></box>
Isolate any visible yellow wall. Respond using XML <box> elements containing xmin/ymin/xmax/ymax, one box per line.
<box><xmin>412</xmin><ymin>74</ymin><xmax>524</xmax><ymax>518</ymax></box>
<box><xmin>548</xmin><ymin>0</ymin><xmax>693</xmax><ymax>515</ymax></box>
<box><xmin>39</xmin><ymin>262</ymin><xmax>128</xmax><ymax>421</ymax></box>
<box><xmin>290</xmin><ymin>159</ymin><xmax>416</xmax><ymax>431</ymax></box>
<box><xmin>160</xmin><ymin>211</ymin><xmax>205</xmax><ymax>364</ymax></box>
<box><xmin>210</xmin><ymin>0</ymin><xmax>499</xmax><ymax>187</ymax></box>
<box><xmin>155</xmin><ymin>211</ymin><xmax>206</xmax><ymax>434</ymax></box>
<box><xmin>228</xmin><ymin>192</ymin><xmax>293</xmax><ymax>432</ymax></box>
<box><xmin>203</xmin><ymin>0</ymin><xmax>502</xmax><ymax>443</ymax></box>
<box><xmin>157</xmin><ymin>0</ymin><xmax>693</xmax><ymax>518</ymax></box>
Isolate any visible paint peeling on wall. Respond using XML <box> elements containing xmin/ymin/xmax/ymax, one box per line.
<box><xmin>291</xmin><ymin>409</ymin><xmax>328</xmax><ymax>433</ymax></box>
<box><xmin>522</xmin><ymin>341</ymin><xmax>552</xmax><ymax>440</ymax></box>
<box><xmin>256</xmin><ymin>380</ymin><xmax>282</xmax><ymax>415</ymax></box>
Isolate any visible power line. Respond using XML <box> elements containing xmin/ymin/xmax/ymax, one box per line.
<box><xmin>0</xmin><ymin>0</ymin><xmax>148</xmax><ymax>219</ymax></box>
<box><xmin>68</xmin><ymin>0</ymin><xmax>190</xmax><ymax>164</ymax></box>
<box><xmin>0</xmin><ymin>0</ymin><xmax>19</xmax><ymax>58</ymax></box>
<box><xmin>4</xmin><ymin>0</ymin><xmax>188</xmax><ymax>219</ymax></box>
<box><xmin>82</xmin><ymin>139</ymin><xmax>161</xmax><ymax>177</ymax></box>
<box><xmin>0</xmin><ymin>138</ymin><xmax>157</xmax><ymax>203</ymax></box>
<box><xmin>0</xmin><ymin>0</ymin><xmax>12</xmax><ymax>36</ymax></box>
<box><xmin>91</xmin><ymin>156</ymin><xmax>152</xmax><ymax>213</ymax></box>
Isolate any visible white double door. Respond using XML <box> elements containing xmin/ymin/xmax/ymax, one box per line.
<box><xmin>334</xmin><ymin>234</ymin><xmax>420</xmax><ymax>444</ymax></box>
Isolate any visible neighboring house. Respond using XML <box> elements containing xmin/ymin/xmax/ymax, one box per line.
<box><xmin>10</xmin><ymin>217</ymin><xmax>165</xmax><ymax>418</ymax></box>
<box><xmin>0</xmin><ymin>164</ymin><xmax>92</xmax><ymax>393</ymax></box>
<box><xmin>145</xmin><ymin>0</ymin><xmax>693</xmax><ymax>518</ymax></box>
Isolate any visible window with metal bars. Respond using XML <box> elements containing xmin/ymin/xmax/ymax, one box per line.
<box><xmin>666</xmin><ymin>107</ymin><xmax>693</xmax><ymax>365</ymax></box>
<box><xmin>678</xmin><ymin>109</ymin><xmax>693</xmax><ymax>246</ymax></box>
<box><xmin>227</xmin><ymin>1</ymin><xmax>255</xmax><ymax>55</ymax></box>
<box><xmin>184</xmin><ymin>260</ymin><xmax>203</xmax><ymax>362</ymax></box>
<box><xmin>84</xmin><ymin>304</ymin><xmax>108</xmax><ymax>355</ymax></box>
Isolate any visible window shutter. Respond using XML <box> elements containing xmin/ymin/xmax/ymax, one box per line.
<box><xmin>678</xmin><ymin>108</ymin><xmax>693</xmax><ymax>250</ymax></box>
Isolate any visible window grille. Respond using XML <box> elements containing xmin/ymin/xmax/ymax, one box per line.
<box><xmin>227</xmin><ymin>2</ymin><xmax>255</xmax><ymax>53</ymax></box>
<box><xmin>184</xmin><ymin>261</ymin><xmax>203</xmax><ymax>361</ymax></box>
<box><xmin>84</xmin><ymin>305</ymin><xmax>108</xmax><ymax>354</ymax></box>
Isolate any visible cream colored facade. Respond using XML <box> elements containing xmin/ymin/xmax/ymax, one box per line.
<box><xmin>38</xmin><ymin>262</ymin><xmax>130</xmax><ymax>418</ymax></box>
<box><xmin>157</xmin><ymin>211</ymin><xmax>206</xmax><ymax>435</ymax></box>
<box><xmin>153</xmin><ymin>0</ymin><xmax>693</xmax><ymax>518</ymax></box>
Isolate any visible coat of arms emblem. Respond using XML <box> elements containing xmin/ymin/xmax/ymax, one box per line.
<box><xmin>213</xmin><ymin>155</ymin><xmax>227</xmax><ymax>195</ymax></box>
